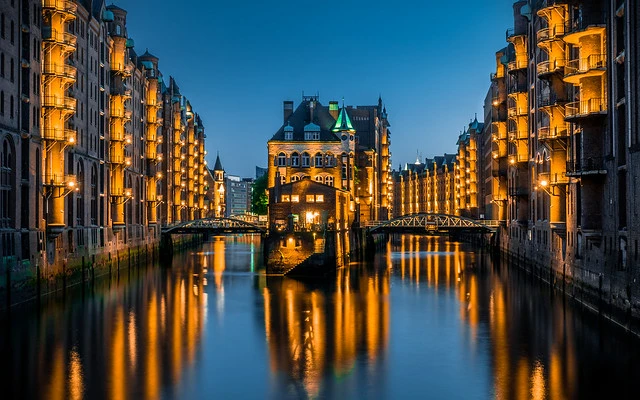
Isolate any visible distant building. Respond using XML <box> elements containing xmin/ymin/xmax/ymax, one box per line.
<box><xmin>225</xmin><ymin>175</ymin><xmax>253</xmax><ymax>217</ymax></box>
<box><xmin>212</xmin><ymin>154</ymin><xmax>225</xmax><ymax>217</ymax></box>
<box><xmin>255</xmin><ymin>166</ymin><xmax>267</xmax><ymax>179</ymax></box>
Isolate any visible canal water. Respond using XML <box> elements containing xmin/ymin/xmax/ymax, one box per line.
<box><xmin>2</xmin><ymin>235</ymin><xmax>640</xmax><ymax>399</ymax></box>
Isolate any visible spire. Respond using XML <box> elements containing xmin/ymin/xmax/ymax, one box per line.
<box><xmin>213</xmin><ymin>152</ymin><xmax>223</xmax><ymax>171</ymax></box>
<box><xmin>332</xmin><ymin>102</ymin><xmax>355</xmax><ymax>133</ymax></box>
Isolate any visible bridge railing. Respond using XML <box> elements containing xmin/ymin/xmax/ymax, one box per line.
<box><xmin>361</xmin><ymin>218</ymin><xmax>501</xmax><ymax>229</ymax></box>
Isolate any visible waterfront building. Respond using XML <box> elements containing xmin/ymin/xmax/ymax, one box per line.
<box><xmin>267</xmin><ymin>95</ymin><xmax>392</xmax><ymax>226</ymax></box>
<box><xmin>0</xmin><ymin>1</ymin><xmax>209</xmax><ymax>292</ymax></box>
<box><xmin>456</xmin><ymin>118</ymin><xmax>483</xmax><ymax>218</ymax></box>
<box><xmin>268</xmin><ymin>178</ymin><xmax>351</xmax><ymax>232</ymax></box>
<box><xmin>392</xmin><ymin>153</ymin><xmax>457</xmax><ymax>218</ymax></box>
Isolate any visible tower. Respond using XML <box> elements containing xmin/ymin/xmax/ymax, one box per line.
<box><xmin>213</xmin><ymin>154</ymin><xmax>225</xmax><ymax>217</ymax></box>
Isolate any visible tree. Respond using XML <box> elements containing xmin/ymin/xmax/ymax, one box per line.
<box><xmin>251</xmin><ymin>174</ymin><xmax>268</xmax><ymax>215</ymax></box>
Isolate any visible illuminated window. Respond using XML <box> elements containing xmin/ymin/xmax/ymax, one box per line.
<box><xmin>280</xmin><ymin>175</ymin><xmax>286</xmax><ymax>185</ymax></box>
<box><xmin>291</xmin><ymin>175</ymin><xmax>300</xmax><ymax>182</ymax></box>
<box><xmin>281</xmin><ymin>194</ymin><xmax>290</xmax><ymax>202</ymax></box>
<box><xmin>315</xmin><ymin>176</ymin><xmax>323</xmax><ymax>183</ymax></box>
<box><xmin>306</xmin><ymin>195</ymin><xmax>315</xmax><ymax>202</ymax></box>
<box><xmin>316</xmin><ymin>195</ymin><xmax>324</xmax><ymax>203</ymax></box>
<box><xmin>291</xmin><ymin>195</ymin><xmax>300</xmax><ymax>203</ymax></box>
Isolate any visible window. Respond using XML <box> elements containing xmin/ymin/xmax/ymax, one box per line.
<box><xmin>315</xmin><ymin>153</ymin><xmax>323</xmax><ymax>167</ymax></box>
<box><xmin>306</xmin><ymin>195</ymin><xmax>315</xmax><ymax>202</ymax></box>
<box><xmin>291</xmin><ymin>195</ymin><xmax>299</xmax><ymax>203</ymax></box>
<box><xmin>0</xmin><ymin>53</ymin><xmax>4</xmax><ymax>76</ymax></box>
<box><xmin>9</xmin><ymin>96</ymin><xmax>13</xmax><ymax>118</ymax></box>
<box><xmin>0</xmin><ymin>14</ymin><xmax>4</xmax><ymax>38</ymax></box>
<box><xmin>281</xmin><ymin>194</ymin><xmax>290</xmax><ymax>202</ymax></box>
<box><xmin>316</xmin><ymin>195</ymin><xmax>324</xmax><ymax>203</ymax></box>
<box><xmin>325</xmin><ymin>153</ymin><xmax>334</xmax><ymax>167</ymax></box>
<box><xmin>0</xmin><ymin>91</ymin><xmax>3</xmax><ymax>114</ymax></box>
<box><xmin>284</xmin><ymin>130</ymin><xmax>293</xmax><ymax>140</ymax></box>
<box><xmin>10</xmin><ymin>20</ymin><xmax>14</xmax><ymax>44</ymax></box>
<box><xmin>291</xmin><ymin>175</ymin><xmax>300</xmax><ymax>182</ymax></box>
<box><xmin>280</xmin><ymin>175</ymin><xmax>286</xmax><ymax>185</ymax></box>
<box><xmin>291</xmin><ymin>152</ymin><xmax>300</xmax><ymax>167</ymax></box>
<box><xmin>325</xmin><ymin>176</ymin><xmax>334</xmax><ymax>187</ymax></box>
<box><xmin>0</xmin><ymin>138</ymin><xmax>15</xmax><ymax>228</ymax></box>
<box><xmin>10</xmin><ymin>58</ymin><xmax>14</xmax><ymax>81</ymax></box>
<box><xmin>277</xmin><ymin>152</ymin><xmax>286</xmax><ymax>166</ymax></box>
<box><xmin>315</xmin><ymin>176</ymin><xmax>323</xmax><ymax>183</ymax></box>
<box><xmin>302</xmin><ymin>152</ymin><xmax>310</xmax><ymax>167</ymax></box>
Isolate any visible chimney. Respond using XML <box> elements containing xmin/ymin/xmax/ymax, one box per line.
<box><xmin>283</xmin><ymin>101</ymin><xmax>293</xmax><ymax>123</ymax></box>
<box><xmin>309</xmin><ymin>100</ymin><xmax>315</xmax><ymax>123</ymax></box>
<box><xmin>329</xmin><ymin>101</ymin><xmax>339</xmax><ymax>120</ymax></box>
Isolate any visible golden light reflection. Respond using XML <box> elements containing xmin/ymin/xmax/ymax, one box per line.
<box><xmin>112</xmin><ymin>308</ymin><xmax>125</xmax><ymax>400</ymax></box>
<box><xmin>68</xmin><ymin>349</ymin><xmax>84</xmax><ymax>400</ymax></box>
<box><xmin>531</xmin><ymin>360</ymin><xmax>546</xmax><ymax>400</ymax></box>
<box><xmin>128</xmin><ymin>311</ymin><xmax>137</xmax><ymax>368</ymax></box>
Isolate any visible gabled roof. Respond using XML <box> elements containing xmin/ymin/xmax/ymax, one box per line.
<box><xmin>269</xmin><ymin>100</ymin><xmax>341</xmax><ymax>142</ymax></box>
<box><xmin>106</xmin><ymin>4</ymin><xmax>126</xmax><ymax>13</ymax></box>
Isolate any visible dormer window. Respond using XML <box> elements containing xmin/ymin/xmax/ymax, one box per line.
<box><xmin>304</xmin><ymin>131</ymin><xmax>320</xmax><ymax>140</ymax></box>
<box><xmin>285</xmin><ymin>130</ymin><xmax>293</xmax><ymax>140</ymax></box>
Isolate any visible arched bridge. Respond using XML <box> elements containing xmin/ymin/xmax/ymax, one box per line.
<box><xmin>366</xmin><ymin>213</ymin><xmax>499</xmax><ymax>234</ymax></box>
<box><xmin>162</xmin><ymin>217</ymin><xmax>266</xmax><ymax>235</ymax></box>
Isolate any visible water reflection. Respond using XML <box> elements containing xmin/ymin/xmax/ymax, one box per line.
<box><xmin>261</xmin><ymin>267</ymin><xmax>389</xmax><ymax>398</ymax></box>
<box><xmin>2</xmin><ymin>234</ymin><xmax>640</xmax><ymax>399</ymax></box>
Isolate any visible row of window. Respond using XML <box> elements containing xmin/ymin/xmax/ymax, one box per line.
<box><xmin>280</xmin><ymin>194</ymin><xmax>325</xmax><ymax>203</ymax></box>
<box><xmin>281</xmin><ymin>175</ymin><xmax>335</xmax><ymax>187</ymax></box>
<box><xmin>275</xmin><ymin>152</ymin><xmax>343</xmax><ymax>167</ymax></box>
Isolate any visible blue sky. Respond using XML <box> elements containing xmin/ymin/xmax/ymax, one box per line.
<box><xmin>116</xmin><ymin>0</ymin><xmax>515</xmax><ymax>177</ymax></box>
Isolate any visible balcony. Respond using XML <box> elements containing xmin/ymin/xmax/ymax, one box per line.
<box><xmin>507</xmin><ymin>59</ymin><xmax>528</xmax><ymax>73</ymax></box>
<box><xmin>538</xmin><ymin>125</ymin><xmax>569</xmax><ymax>141</ymax></box>
<box><xmin>42</xmin><ymin>63</ymin><xmax>77</xmax><ymax>82</ymax></box>
<box><xmin>110</xmin><ymin>129</ymin><xmax>125</xmax><ymax>141</ymax></box>
<box><xmin>536</xmin><ymin>24</ymin><xmax>565</xmax><ymax>45</ymax></box>
<box><xmin>111</xmin><ymin>154</ymin><xmax>125</xmax><ymax>165</ymax></box>
<box><xmin>564</xmin><ymin>23</ymin><xmax>605</xmax><ymax>45</ymax></box>
<box><xmin>537</xmin><ymin>59</ymin><xmax>565</xmax><ymax>78</ymax></box>
<box><xmin>42</xmin><ymin>95</ymin><xmax>77</xmax><ymax>113</ymax></box>
<box><xmin>506</xmin><ymin>28</ymin><xmax>526</xmax><ymax>42</ymax></box>
<box><xmin>566</xmin><ymin>157</ymin><xmax>607</xmax><ymax>177</ymax></box>
<box><xmin>43</xmin><ymin>173</ymin><xmax>66</xmax><ymax>187</ymax></box>
<box><xmin>538</xmin><ymin>171</ymin><xmax>569</xmax><ymax>187</ymax></box>
<box><xmin>111</xmin><ymin>85</ymin><xmax>132</xmax><ymax>98</ymax></box>
<box><xmin>507</xmin><ymin>105</ymin><xmax>527</xmax><ymax>118</ymax></box>
<box><xmin>42</xmin><ymin>0</ymin><xmax>77</xmax><ymax>17</ymax></box>
<box><xmin>564</xmin><ymin>54</ymin><xmax>606</xmax><ymax>84</ymax></box>
<box><xmin>42</xmin><ymin>28</ymin><xmax>77</xmax><ymax>51</ymax></box>
<box><xmin>565</xmin><ymin>98</ymin><xmax>607</xmax><ymax>120</ymax></box>
<box><xmin>538</xmin><ymin>93</ymin><xmax>567</xmax><ymax>109</ymax></box>
<box><xmin>42</xmin><ymin>128</ymin><xmax>76</xmax><ymax>142</ymax></box>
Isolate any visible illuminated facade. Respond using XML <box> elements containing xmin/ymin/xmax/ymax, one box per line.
<box><xmin>267</xmin><ymin>95</ymin><xmax>392</xmax><ymax>225</ymax></box>
<box><xmin>0</xmin><ymin>1</ymin><xmax>209</xmax><ymax>298</ymax></box>
<box><xmin>456</xmin><ymin>118</ymin><xmax>482</xmax><ymax>217</ymax></box>
<box><xmin>392</xmin><ymin>154</ymin><xmax>457</xmax><ymax>217</ymax></box>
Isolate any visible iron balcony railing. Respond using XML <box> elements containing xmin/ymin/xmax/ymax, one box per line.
<box><xmin>110</xmin><ymin>154</ymin><xmax>125</xmax><ymax>164</ymax></box>
<box><xmin>507</xmin><ymin>59</ymin><xmax>528</xmax><ymax>72</ymax></box>
<box><xmin>538</xmin><ymin>125</ymin><xmax>569</xmax><ymax>140</ymax></box>
<box><xmin>565</xmin><ymin>98</ymin><xmax>607</xmax><ymax>118</ymax></box>
<box><xmin>538</xmin><ymin>93</ymin><xmax>567</xmax><ymax>108</ymax></box>
<box><xmin>42</xmin><ymin>0</ymin><xmax>77</xmax><ymax>15</ymax></box>
<box><xmin>42</xmin><ymin>128</ymin><xmax>76</xmax><ymax>142</ymax></box>
<box><xmin>538</xmin><ymin>171</ymin><xmax>569</xmax><ymax>186</ymax></box>
<box><xmin>537</xmin><ymin>24</ymin><xmax>566</xmax><ymax>43</ymax></box>
<box><xmin>42</xmin><ymin>63</ymin><xmax>77</xmax><ymax>80</ymax></box>
<box><xmin>565</xmin><ymin>54</ymin><xmax>606</xmax><ymax>76</ymax></box>
<box><xmin>43</xmin><ymin>173</ymin><xmax>66</xmax><ymax>186</ymax></box>
<box><xmin>42</xmin><ymin>95</ymin><xmax>77</xmax><ymax>112</ymax></box>
<box><xmin>566</xmin><ymin>157</ymin><xmax>606</xmax><ymax>174</ymax></box>
<box><xmin>42</xmin><ymin>28</ymin><xmax>77</xmax><ymax>49</ymax></box>
<box><xmin>537</xmin><ymin>59</ymin><xmax>565</xmax><ymax>76</ymax></box>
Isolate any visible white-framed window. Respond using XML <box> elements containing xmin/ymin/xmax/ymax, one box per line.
<box><xmin>291</xmin><ymin>195</ymin><xmax>300</xmax><ymax>203</ymax></box>
<box><xmin>325</xmin><ymin>176</ymin><xmax>334</xmax><ymax>187</ymax></box>
<box><xmin>277</xmin><ymin>152</ymin><xmax>286</xmax><ymax>166</ymax></box>
<box><xmin>314</xmin><ymin>152</ymin><xmax>323</xmax><ymax>167</ymax></box>
<box><xmin>302</xmin><ymin>152</ymin><xmax>310</xmax><ymax>167</ymax></box>
<box><xmin>291</xmin><ymin>152</ymin><xmax>300</xmax><ymax>167</ymax></box>
<box><xmin>280</xmin><ymin>175</ymin><xmax>286</xmax><ymax>185</ymax></box>
<box><xmin>316</xmin><ymin>195</ymin><xmax>324</xmax><ymax>203</ymax></box>
<box><xmin>315</xmin><ymin>176</ymin><xmax>323</xmax><ymax>183</ymax></box>
<box><xmin>291</xmin><ymin>175</ymin><xmax>300</xmax><ymax>182</ymax></box>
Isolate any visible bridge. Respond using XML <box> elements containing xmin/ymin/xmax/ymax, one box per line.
<box><xmin>162</xmin><ymin>217</ymin><xmax>266</xmax><ymax>235</ymax></box>
<box><xmin>364</xmin><ymin>213</ymin><xmax>500</xmax><ymax>234</ymax></box>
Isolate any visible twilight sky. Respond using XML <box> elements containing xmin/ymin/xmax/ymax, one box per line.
<box><xmin>116</xmin><ymin>0</ymin><xmax>515</xmax><ymax>178</ymax></box>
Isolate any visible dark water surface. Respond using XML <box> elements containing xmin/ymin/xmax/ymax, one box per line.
<box><xmin>2</xmin><ymin>235</ymin><xmax>640</xmax><ymax>399</ymax></box>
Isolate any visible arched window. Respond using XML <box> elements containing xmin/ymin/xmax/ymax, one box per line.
<box><xmin>341</xmin><ymin>153</ymin><xmax>348</xmax><ymax>179</ymax></box>
<box><xmin>90</xmin><ymin>164</ymin><xmax>97</xmax><ymax>225</ymax></box>
<box><xmin>314</xmin><ymin>152</ymin><xmax>323</xmax><ymax>167</ymax></box>
<box><xmin>0</xmin><ymin>138</ymin><xmax>15</xmax><ymax>228</ymax></box>
<box><xmin>302</xmin><ymin>152</ymin><xmax>310</xmax><ymax>167</ymax></box>
<box><xmin>291</xmin><ymin>152</ymin><xmax>300</xmax><ymax>167</ymax></box>
<box><xmin>76</xmin><ymin>161</ymin><xmax>84</xmax><ymax>226</ymax></box>
<box><xmin>280</xmin><ymin>175</ymin><xmax>286</xmax><ymax>185</ymax></box>
<box><xmin>0</xmin><ymin>91</ymin><xmax>4</xmax><ymax>114</ymax></box>
<box><xmin>277</xmin><ymin>152</ymin><xmax>286</xmax><ymax>166</ymax></box>
<box><xmin>325</xmin><ymin>153</ymin><xmax>334</xmax><ymax>167</ymax></box>
<box><xmin>315</xmin><ymin>176</ymin><xmax>323</xmax><ymax>183</ymax></box>
<box><xmin>291</xmin><ymin>175</ymin><xmax>300</xmax><ymax>182</ymax></box>
<box><xmin>0</xmin><ymin>53</ymin><xmax>4</xmax><ymax>77</ymax></box>
<box><xmin>325</xmin><ymin>176</ymin><xmax>334</xmax><ymax>187</ymax></box>
<box><xmin>116</xmin><ymin>25</ymin><xmax>121</xmax><ymax>36</ymax></box>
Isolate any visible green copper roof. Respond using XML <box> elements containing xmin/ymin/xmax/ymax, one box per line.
<box><xmin>332</xmin><ymin>107</ymin><xmax>355</xmax><ymax>133</ymax></box>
